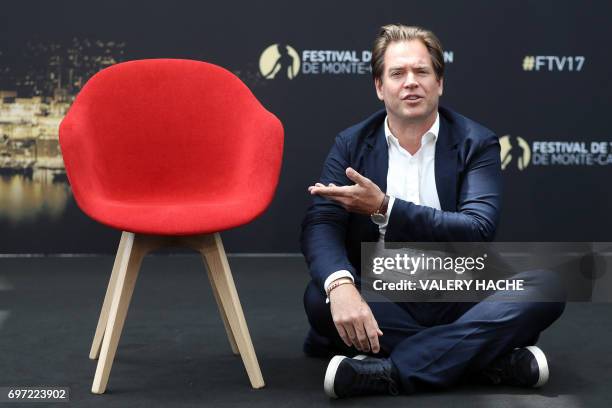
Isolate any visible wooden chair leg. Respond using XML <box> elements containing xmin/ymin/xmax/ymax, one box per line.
<box><xmin>200</xmin><ymin>233</ymin><xmax>265</xmax><ymax>389</ymax></box>
<box><xmin>205</xmin><ymin>265</ymin><xmax>239</xmax><ymax>355</ymax></box>
<box><xmin>90</xmin><ymin>231</ymin><xmax>130</xmax><ymax>360</ymax></box>
<box><xmin>91</xmin><ymin>232</ymin><xmax>147</xmax><ymax>394</ymax></box>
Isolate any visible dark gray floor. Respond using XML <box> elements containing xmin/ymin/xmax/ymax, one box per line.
<box><xmin>0</xmin><ymin>255</ymin><xmax>610</xmax><ymax>407</ymax></box>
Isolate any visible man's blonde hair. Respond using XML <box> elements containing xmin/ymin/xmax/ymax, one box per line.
<box><xmin>371</xmin><ymin>24</ymin><xmax>445</xmax><ymax>81</ymax></box>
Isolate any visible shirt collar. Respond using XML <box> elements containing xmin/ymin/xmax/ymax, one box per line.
<box><xmin>384</xmin><ymin>112</ymin><xmax>440</xmax><ymax>147</ymax></box>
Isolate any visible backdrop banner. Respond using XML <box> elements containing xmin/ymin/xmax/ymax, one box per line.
<box><xmin>0</xmin><ymin>0</ymin><xmax>610</xmax><ymax>253</ymax></box>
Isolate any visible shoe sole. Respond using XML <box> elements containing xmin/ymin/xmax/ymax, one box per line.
<box><xmin>324</xmin><ymin>355</ymin><xmax>347</xmax><ymax>398</ymax></box>
<box><xmin>525</xmin><ymin>346</ymin><xmax>549</xmax><ymax>387</ymax></box>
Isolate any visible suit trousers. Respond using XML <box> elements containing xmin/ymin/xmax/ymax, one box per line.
<box><xmin>303</xmin><ymin>269</ymin><xmax>566</xmax><ymax>393</ymax></box>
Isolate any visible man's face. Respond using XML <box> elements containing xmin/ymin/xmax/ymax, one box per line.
<box><xmin>375</xmin><ymin>40</ymin><xmax>443</xmax><ymax>124</ymax></box>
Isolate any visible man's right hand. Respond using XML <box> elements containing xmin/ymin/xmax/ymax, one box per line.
<box><xmin>329</xmin><ymin>281</ymin><xmax>383</xmax><ymax>354</ymax></box>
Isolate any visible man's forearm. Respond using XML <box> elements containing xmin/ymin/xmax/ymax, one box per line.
<box><xmin>386</xmin><ymin>199</ymin><xmax>499</xmax><ymax>242</ymax></box>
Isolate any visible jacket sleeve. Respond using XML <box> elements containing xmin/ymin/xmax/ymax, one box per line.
<box><xmin>386</xmin><ymin>134</ymin><xmax>502</xmax><ymax>242</ymax></box>
<box><xmin>300</xmin><ymin>134</ymin><xmax>356</xmax><ymax>290</ymax></box>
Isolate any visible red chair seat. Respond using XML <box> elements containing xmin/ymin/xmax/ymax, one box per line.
<box><xmin>80</xmin><ymin>195</ymin><xmax>272</xmax><ymax>235</ymax></box>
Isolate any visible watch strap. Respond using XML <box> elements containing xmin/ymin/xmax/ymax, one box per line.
<box><xmin>376</xmin><ymin>194</ymin><xmax>390</xmax><ymax>215</ymax></box>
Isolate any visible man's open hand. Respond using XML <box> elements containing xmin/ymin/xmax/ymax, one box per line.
<box><xmin>308</xmin><ymin>167</ymin><xmax>385</xmax><ymax>215</ymax></box>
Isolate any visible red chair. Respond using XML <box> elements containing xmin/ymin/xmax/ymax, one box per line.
<box><xmin>59</xmin><ymin>59</ymin><xmax>283</xmax><ymax>394</ymax></box>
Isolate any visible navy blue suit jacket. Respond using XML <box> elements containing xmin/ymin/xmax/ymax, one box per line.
<box><xmin>300</xmin><ymin>106</ymin><xmax>502</xmax><ymax>290</ymax></box>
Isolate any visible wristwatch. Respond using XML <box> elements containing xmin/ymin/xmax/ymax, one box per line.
<box><xmin>370</xmin><ymin>194</ymin><xmax>390</xmax><ymax>225</ymax></box>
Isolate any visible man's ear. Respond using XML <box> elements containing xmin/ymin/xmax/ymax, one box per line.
<box><xmin>375</xmin><ymin>77</ymin><xmax>384</xmax><ymax>101</ymax></box>
<box><xmin>438</xmin><ymin>77</ymin><xmax>444</xmax><ymax>97</ymax></box>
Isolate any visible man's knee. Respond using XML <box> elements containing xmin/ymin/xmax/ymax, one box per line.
<box><xmin>522</xmin><ymin>300</ymin><xmax>565</xmax><ymax>325</ymax></box>
<box><xmin>484</xmin><ymin>269</ymin><xmax>566</xmax><ymax>328</ymax></box>
<box><xmin>499</xmin><ymin>300</ymin><xmax>565</xmax><ymax>334</ymax></box>
<box><xmin>515</xmin><ymin>269</ymin><xmax>567</xmax><ymax>302</ymax></box>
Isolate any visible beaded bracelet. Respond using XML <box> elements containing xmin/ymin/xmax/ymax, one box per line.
<box><xmin>327</xmin><ymin>280</ymin><xmax>355</xmax><ymax>297</ymax></box>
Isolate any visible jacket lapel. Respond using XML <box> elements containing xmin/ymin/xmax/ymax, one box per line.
<box><xmin>359</xmin><ymin>123</ymin><xmax>388</xmax><ymax>241</ymax></box>
<box><xmin>435</xmin><ymin>114</ymin><xmax>458</xmax><ymax>212</ymax></box>
<box><xmin>363</xmin><ymin>123</ymin><xmax>388</xmax><ymax>194</ymax></box>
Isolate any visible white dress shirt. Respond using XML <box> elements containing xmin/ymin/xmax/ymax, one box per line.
<box><xmin>324</xmin><ymin>113</ymin><xmax>442</xmax><ymax>294</ymax></box>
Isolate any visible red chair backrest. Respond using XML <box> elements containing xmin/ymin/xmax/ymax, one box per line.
<box><xmin>60</xmin><ymin>59</ymin><xmax>283</xmax><ymax>207</ymax></box>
